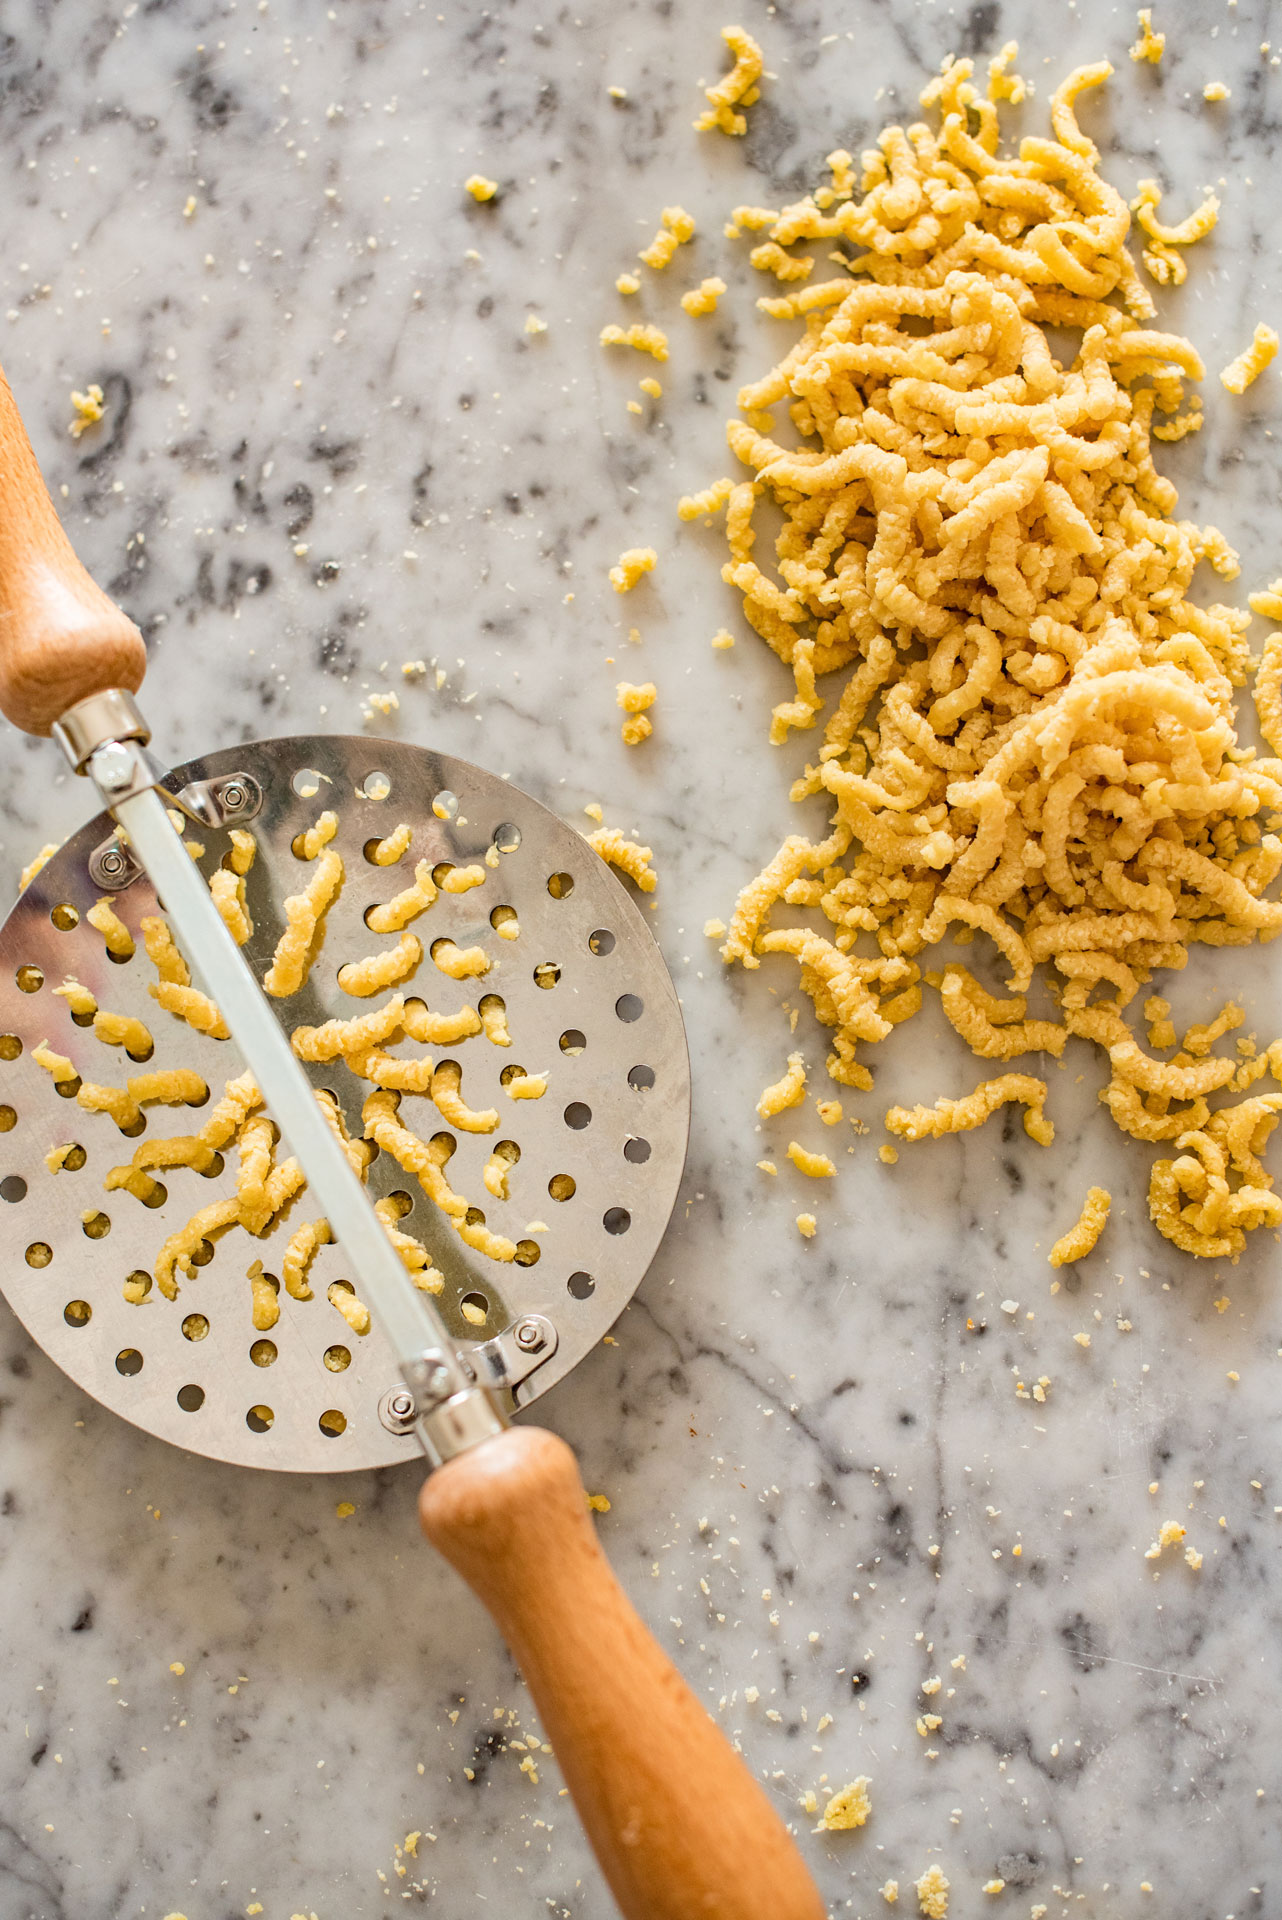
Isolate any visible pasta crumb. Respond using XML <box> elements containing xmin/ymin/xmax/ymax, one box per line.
<box><xmin>600</xmin><ymin>323</ymin><xmax>669</xmax><ymax>362</ymax></box>
<box><xmin>69</xmin><ymin>383</ymin><xmax>105</xmax><ymax>437</ymax></box>
<box><xmin>639</xmin><ymin>205</ymin><xmax>695</xmax><ymax>270</ymax></box>
<box><xmin>681</xmin><ymin>276</ymin><xmax>727</xmax><ymax>317</ymax></box>
<box><xmin>796</xmin><ymin>1212</ymin><xmax>816</xmax><ymax>1238</ymax></box>
<box><xmin>787</xmin><ymin>1140</ymin><xmax>835</xmax><ymax>1178</ymax></box>
<box><xmin>816</xmin><ymin>1777</ymin><xmax>871</xmax><ymax>1832</ymax></box>
<box><xmin>609</xmin><ymin>547</ymin><xmax>657</xmax><ymax>593</ymax></box>
<box><xmin>915</xmin><ymin>1864</ymin><xmax>950</xmax><ymax>1919</ymax></box>
<box><xmin>1129</xmin><ymin>9</ymin><xmax>1164</xmax><ymax>62</ymax></box>
<box><xmin>465</xmin><ymin>174</ymin><xmax>498</xmax><ymax>201</ymax></box>
<box><xmin>617</xmin><ymin>680</ymin><xmax>656</xmax><ymax>745</ymax></box>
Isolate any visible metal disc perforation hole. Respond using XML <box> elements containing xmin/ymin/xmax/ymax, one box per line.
<box><xmin>0</xmin><ymin>735</ymin><xmax>690</xmax><ymax>1472</ymax></box>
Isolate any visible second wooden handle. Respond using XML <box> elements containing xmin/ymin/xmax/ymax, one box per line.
<box><xmin>0</xmin><ymin>360</ymin><xmax>146</xmax><ymax>736</ymax></box>
<box><xmin>420</xmin><ymin>1426</ymin><xmax>828</xmax><ymax>1920</ymax></box>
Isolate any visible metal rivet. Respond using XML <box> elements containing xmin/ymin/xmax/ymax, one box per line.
<box><xmin>514</xmin><ymin>1318</ymin><xmax>545</xmax><ymax>1353</ymax></box>
<box><xmin>378</xmin><ymin>1384</ymin><xmax>421</xmax><ymax>1434</ymax></box>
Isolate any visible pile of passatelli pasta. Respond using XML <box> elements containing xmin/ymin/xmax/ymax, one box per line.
<box><xmin>33</xmin><ymin>813</ymin><xmax>551</xmax><ymax>1330</ymax></box>
<box><xmin>699</xmin><ymin>52</ymin><xmax>1282</xmax><ymax>1260</ymax></box>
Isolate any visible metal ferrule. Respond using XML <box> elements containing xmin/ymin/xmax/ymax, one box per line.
<box><xmin>414</xmin><ymin>1386</ymin><xmax>507</xmax><ymax>1469</ymax></box>
<box><xmin>52</xmin><ymin>687</ymin><xmax>150</xmax><ymax>773</ymax></box>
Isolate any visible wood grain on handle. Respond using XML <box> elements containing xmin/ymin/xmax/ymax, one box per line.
<box><xmin>0</xmin><ymin>360</ymin><xmax>145</xmax><ymax>735</ymax></box>
<box><xmin>420</xmin><ymin>1426</ymin><xmax>829</xmax><ymax>1920</ymax></box>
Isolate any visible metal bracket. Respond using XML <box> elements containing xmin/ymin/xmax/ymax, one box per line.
<box><xmin>468</xmin><ymin>1313</ymin><xmax>559</xmax><ymax>1394</ymax></box>
<box><xmin>377</xmin><ymin>1314</ymin><xmax>558</xmax><ymax>1436</ymax></box>
<box><xmin>88</xmin><ymin>832</ymin><xmax>145</xmax><ymax>892</ymax></box>
<box><xmin>173</xmin><ymin>771</ymin><xmax>263</xmax><ymax>831</ymax></box>
<box><xmin>86</xmin><ymin>770</ymin><xmax>263</xmax><ymax>892</ymax></box>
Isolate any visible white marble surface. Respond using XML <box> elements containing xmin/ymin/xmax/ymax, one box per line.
<box><xmin>2</xmin><ymin>1</ymin><xmax>1282</xmax><ymax>1916</ymax></box>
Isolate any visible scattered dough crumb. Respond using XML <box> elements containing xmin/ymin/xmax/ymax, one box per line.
<box><xmin>465</xmin><ymin>174</ymin><xmax>498</xmax><ymax>201</ymax></box>
<box><xmin>1144</xmin><ymin>1518</ymin><xmax>1187</xmax><ymax>1559</ymax></box>
<box><xmin>711</xmin><ymin>628</ymin><xmax>735</xmax><ymax>649</ymax></box>
<box><xmin>609</xmin><ymin>547</ymin><xmax>658</xmax><ymax>593</ymax></box>
<box><xmin>363</xmin><ymin>690</ymin><xmax>399</xmax><ymax>723</ymax></box>
<box><xmin>816</xmin><ymin>1776</ymin><xmax>870</xmax><ymax>1831</ymax></box>
<box><xmin>599</xmin><ymin>322</ymin><xmax>669</xmax><ymax>361</ymax></box>
<box><xmin>1129</xmin><ymin>9</ymin><xmax>1164</xmax><ymax>61</ymax></box>
<box><xmin>796</xmin><ymin>1212</ymin><xmax>817</xmax><ymax>1238</ymax></box>
<box><xmin>616</xmin><ymin>272</ymin><xmax>641</xmax><ymax>295</ymax></box>
<box><xmin>639</xmin><ymin>206</ymin><xmax>695</xmax><ymax>270</ymax></box>
<box><xmin>878</xmin><ymin>1144</ymin><xmax>898</xmax><ymax>1165</ymax></box>
<box><xmin>69</xmin><ymin>383</ymin><xmax>106</xmax><ymax>437</ymax></box>
<box><xmin>617</xmin><ymin>680</ymin><xmax>656</xmax><ymax>744</ymax></box>
<box><xmin>915</xmin><ymin>1864</ymin><xmax>950</xmax><ymax>1918</ymax></box>
<box><xmin>681</xmin><ymin>276</ymin><xmax>727</xmax><ymax>317</ymax></box>
<box><xmin>1203</xmin><ymin>80</ymin><xmax>1230</xmax><ymax>101</ymax></box>
<box><xmin>787</xmin><ymin>1140</ymin><xmax>835</xmax><ymax>1178</ymax></box>
<box><xmin>587</xmin><ymin>1492</ymin><xmax>611</xmax><ymax>1512</ymax></box>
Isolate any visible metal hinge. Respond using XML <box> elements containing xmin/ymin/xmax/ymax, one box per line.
<box><xmin>88</xmin><ymin>770</ymin><xmax>263</xmax><ymax>891</ymax></box>
<box><xmin>377</xmin><ymin>1314</ymin><xmax>558</xmax><ymax>1434</ymax></box>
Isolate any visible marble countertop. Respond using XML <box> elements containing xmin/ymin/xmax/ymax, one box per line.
<box><xmin>2</xmin><ymin>1</ymin><xmax>1281</xmax><ymax>1916</ymax></box>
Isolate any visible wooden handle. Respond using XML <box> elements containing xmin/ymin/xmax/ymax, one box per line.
<box><xmin>0</xmin><ymin>360</ymin><xmax>146</xmax><ymax>735</ymax></box>
<box><xmin>420</xmin><ymin>1426</ymin><xmax>828</xmax><ymax>1920</ymax></box>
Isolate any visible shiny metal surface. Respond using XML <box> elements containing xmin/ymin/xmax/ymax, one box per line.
<box><xmin>0</xmin><ymin>736</ymin><xmax>690</xmax><ymax>1472</ymax></box>
<box><xmin>52</xmin><ymin>687</ymin><xmax>150</xmax><ymax>772</ymax></box>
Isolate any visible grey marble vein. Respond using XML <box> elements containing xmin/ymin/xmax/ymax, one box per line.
<box><xmin>1</xmin><ymin>1</ymin><xmax>1281</xmax><ymax>1917</ymax></box>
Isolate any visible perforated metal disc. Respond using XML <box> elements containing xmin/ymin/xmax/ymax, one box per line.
<box><xmin>0</xmin><ymin>736</ymin><xmax>690</xmax><ymax>1471</ymax></box>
